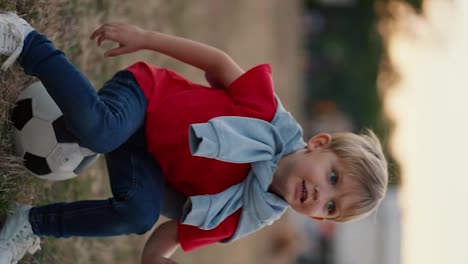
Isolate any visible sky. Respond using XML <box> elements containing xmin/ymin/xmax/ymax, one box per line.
<box><xmin>383</xmin><ymin>1</ymin><xmax>468</xmax><ymax>263</ymax></box>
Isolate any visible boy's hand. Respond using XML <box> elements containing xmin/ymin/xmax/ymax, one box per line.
<box><xmin>90</xmin><ymin>22</ymin><xmax>148</xmax><ymax>57</ymax></box>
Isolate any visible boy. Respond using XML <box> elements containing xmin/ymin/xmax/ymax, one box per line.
<box><xmin>0</xmin><ymin>12</ymin><xmax>388</xmax><ymax>264</ymax></box>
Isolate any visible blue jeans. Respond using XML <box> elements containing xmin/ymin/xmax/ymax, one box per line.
<box><xmin>20</xmin><ymin>31</ymin><xmax>163</xmax><ymax>237</ymax></box>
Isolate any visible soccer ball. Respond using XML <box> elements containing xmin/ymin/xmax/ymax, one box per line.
<box><xmin>10</xmin><ymin>81</ymin><xmax>99</xmax><ymax>181</ymax></box>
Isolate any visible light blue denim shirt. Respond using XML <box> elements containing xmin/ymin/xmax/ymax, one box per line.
<box><xmin>180</xmin><ymin>96</ymin><xmax>306</xmax><ymax>242</ymax></box>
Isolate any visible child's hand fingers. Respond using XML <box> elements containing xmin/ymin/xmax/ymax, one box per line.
<box><xmin>90</xmin><ymin>23</ymin><xmax>118</xmax><ymax>40</ymax></box>
<box><xmin>96</xmin><ymin>34</ymin><xmax>105</xmax><ymax>46</ymax></box>
<box><xmin>91</xmin><ymin>22</ymin><xmax>144</xmax><ymax>56</ymax></box>
<box><xmin>96</xmin><ymin>30</ymin><xmax>118</xmax><ymax>46</ymax></box>
<box><xmin>90</xmin><ymin>24</ymin><xmax>108</xmax><ymax>40</ymax></box>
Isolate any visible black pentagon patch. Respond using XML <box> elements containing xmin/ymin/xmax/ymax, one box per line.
<box><xmin>73</xmin><ymin>154</ymin><xmax>97</xmax><ymax>175</ymax></box>
<box><xmin>11</xmin><ymin>99</ymin><xmax>33</xmax><ymax>130</ymax></box>
<box><xmin>24</xmin><ymin>152</ymin><xmax>51</xmax><ymax>175</ymax></box>
<box><xmin>52</xmin><ymin>116</ymin><xmax>79</xmax><ymax>143</ymax></box>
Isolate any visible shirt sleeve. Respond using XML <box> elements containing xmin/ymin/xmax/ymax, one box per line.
<box><xmin>177</xmin><ymin>209</ymin><xmax>241</xmax><ymax>252</ymax></box>
<box><xmin>226</xmin><ymin>64</ymin><xmax>277</xmax><ymax>119</ymax></box>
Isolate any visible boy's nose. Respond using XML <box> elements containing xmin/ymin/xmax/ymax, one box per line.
<box><xmin>316</xmin><ymin>186</ymin><xmax>335</xmax><ymax>202</ymax></box>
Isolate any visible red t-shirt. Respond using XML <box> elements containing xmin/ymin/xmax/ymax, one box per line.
<box><xmin>126</xmin><ymin>62</ymin><xmax>277</xmax><ymax>251</ymax></box>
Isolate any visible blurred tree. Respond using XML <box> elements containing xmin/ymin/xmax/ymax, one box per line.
<box><xmin>302</xmin><ymin>0</ymin><xmax>419</xmax><ymax>184</ymax></box>
<box><xmin>304</xmin><ymin>1</ymin><xmax>380</xmax><ymax>129</ymax></box>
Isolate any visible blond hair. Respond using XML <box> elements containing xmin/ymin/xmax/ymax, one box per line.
<box><xmin>326</xmin><ymin>129</ymin><xmax>388</xmax><ymax>222</ymax></box>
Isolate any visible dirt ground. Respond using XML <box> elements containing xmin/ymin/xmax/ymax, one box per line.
<box><xmin>1</xmin><ymin>0</ymin><xmax>306</xmax><ymax>263</ymax></box>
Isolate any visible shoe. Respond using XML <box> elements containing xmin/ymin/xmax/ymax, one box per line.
<box><xmin>0</xmin><ymin>204</ymin><xmax>41</xmax><ymax>264</ymax></box>
<box><xmin>0</xmin><ymin>12</ymin><xmax>34</xmax><ymax>70</ymax></box>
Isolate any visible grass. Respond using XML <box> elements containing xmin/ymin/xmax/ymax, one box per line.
<box><xmin>0</xmin><ymin>65</ymin><xmax>35</xmax><ymax>217</ymax></box>
<box><xmin>0</xmin><ymin>0</ymin><xmax>69</xmax><ymax>212</ymax></box>
<box><xmin>0</xmin><ymin>1</ymin><xmax>38</xmax><ymax>214</ymax></box>
<box><xmin>0</xmin><ymin>1</ymin><xmax>118</xmax><ymax>263</ymax></box>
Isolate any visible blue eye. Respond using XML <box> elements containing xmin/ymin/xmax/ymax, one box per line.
<box><xmin>327</xmin><ymin>201</ymin><xmax>336</xmax><ymax>214</ymax></box>
<box><xmin>330</xmin><ymin>170</ymin><xmax>338</xmax><ymax>185</ymax></box>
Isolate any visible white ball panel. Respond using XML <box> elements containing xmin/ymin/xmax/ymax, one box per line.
<box><xmin>20</xmin><ymin>118</ymin><xmax>57</xmax><ymax>157</ymax></box>
<box><xmin>47</xmin><ymin>143</ymin><xmax>84</xmax><ymax>172</ymax></box>
<box><xmin>17</xmin><ymin>82</ymin><xmax>41</xmax><ymax>101</ymax></box>
<box><xmin>28</xmin><ymin>82</ymin><xmax>62</xmax><ymax>122</ymax></box>
<box><xmin>79</xmin><ymin>146</ymin><xmax>96</xmax><ymax>156</ymax></box>
<box><xmin>12</xmin><ymin>128</ymin><xmax>25</xmax><ymax>158</ymax></box>
<box><xmin>37</xmin><ymin>171</ymin><xmax>77</xmax><ymax>181</ymax></box>
<box><xmin>15</xmin><ymin>81</ymin><xmax>97</xmax><ymax>181</ymax></box>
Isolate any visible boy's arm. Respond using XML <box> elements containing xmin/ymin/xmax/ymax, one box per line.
<box><xmin>142</xmin><ymin>220</ymin><xmax>180</xmax><ymax>264</ymax></box>
<box><xmin>142</xmin><ymin>31</ymin><xmax>244</xmax><ymax>88</ymax></box>
<box><xmin>90</xmin><ymin>23</ymin><xmax>244</xmax><ymax>88</ymax></box>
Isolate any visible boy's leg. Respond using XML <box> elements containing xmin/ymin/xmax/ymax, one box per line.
<box><xmin>28</xmin><ymin>126</ymin><xmax>164</xmax><ymax>238</ymax></box>
<box><xmin>19</xmin><ymin>30</ymin><xmax>147</xmax><ymax>153</ymax></box>
<box><xmin>0</xmin><ymin>127</ymin><xmax>163</xmax><ymax>262</ymax></box>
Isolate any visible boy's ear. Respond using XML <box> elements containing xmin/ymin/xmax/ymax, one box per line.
<box><xmin>306</xmin><ymin>133</ymin><xmax>332</xmax><ymax>151</ymax></box>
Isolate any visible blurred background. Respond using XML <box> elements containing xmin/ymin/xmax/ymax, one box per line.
<box><xmin>2</xmin><ymin>0</ymin><xmax>467</xmax><ymax>263</ymax></box>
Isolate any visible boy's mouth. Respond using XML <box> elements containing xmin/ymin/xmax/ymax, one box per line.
<box><xmin>300</xmin><ymin>180</ymin><xmax>308</xmax><ymax>203</ymax></box>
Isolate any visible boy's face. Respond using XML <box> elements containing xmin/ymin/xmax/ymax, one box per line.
<box><xmin>269</xmin><ymin>133</ymin><xmax>360</xmax><ymax>220</ymax></box>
